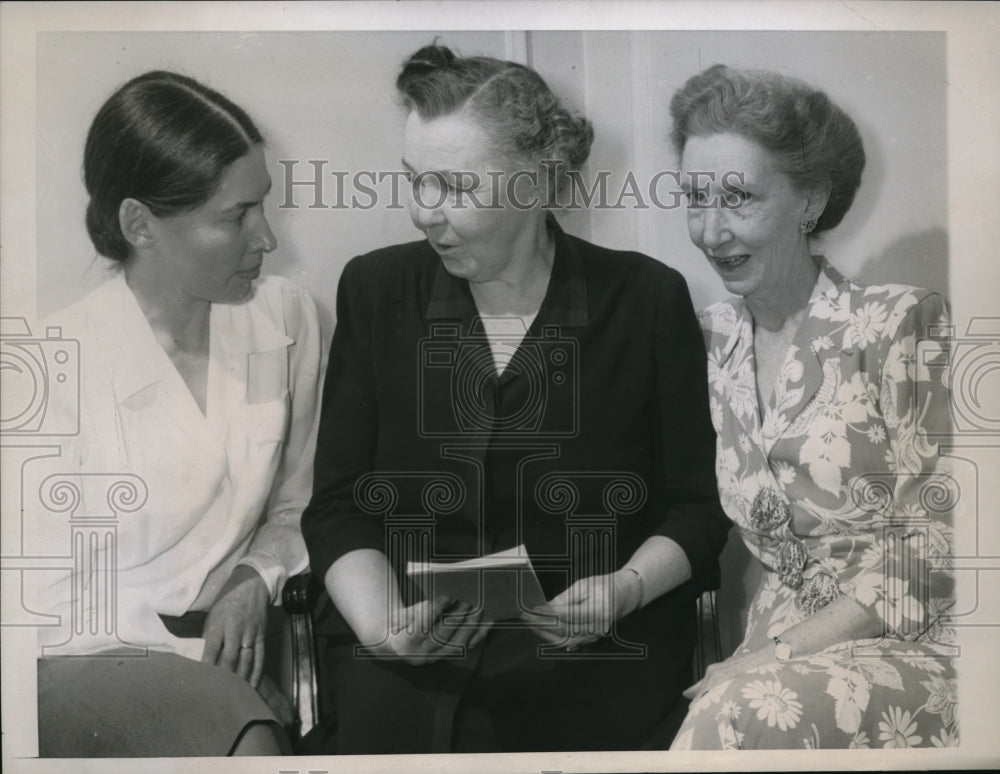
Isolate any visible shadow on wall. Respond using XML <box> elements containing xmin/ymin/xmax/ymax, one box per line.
<box><xmin>854</xmin><ymin>226</ymin><xmax>950</xmax><ymax>301</ymax></box>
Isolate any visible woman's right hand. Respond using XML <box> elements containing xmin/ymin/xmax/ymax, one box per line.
<box><xmin>359</xmin><ymin>596</ymin><xmax>491</xmax><ymax>665</ymax></box>
<box><xmin>325</xmin><ymin>549</ymin><xmax>492</xmax><ymax>665</ymax></box>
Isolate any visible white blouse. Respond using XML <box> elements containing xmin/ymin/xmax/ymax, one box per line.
<box><xmin>33</xmin><ymin>272</ymin><xmax>323</xmax><ymax>659</ymax></box>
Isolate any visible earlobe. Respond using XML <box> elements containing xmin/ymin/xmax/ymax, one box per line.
<box><xmin>806</xmin><ymin>183</ymin><xmax>832</xmax><ymax>222</ymax></box>
<box><xmin>118</xmin><ymin>198</ymin><xmax>155</xmax><ymax>250</ymax></box>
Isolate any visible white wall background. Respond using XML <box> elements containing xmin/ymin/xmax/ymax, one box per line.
<box><xmin>531</xmin><ymin>30</ymin><xmax>947</xmax><ymax>310</ymax></box>
<box><xmin>35</xmin><ymin>30</ymin><xmax>947</xmax><ymax>654</ymax></box>
<box><xmin>36</xmin><ymin>31</ymin><xmax>515</xmax><ymax>334</ymax></box>
<box><xmin>38</xmin><ymin>30</ymin><xmax>946</xmax><ymax>327</ymax></box>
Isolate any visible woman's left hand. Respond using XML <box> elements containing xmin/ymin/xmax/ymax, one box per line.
<box><xmin>201</xmin><ymin>565</ymin><xmax>270</xmax><ymax>688</ymax></box>
<box><xmin>522</xmin><ymin>569</ymin><xmax>641</xmax><ymax>651</ymax></box>
<box><xmin>683</xmin><ymin>646</ymin><xmax>773</xmax><ymax>700</ymax></box>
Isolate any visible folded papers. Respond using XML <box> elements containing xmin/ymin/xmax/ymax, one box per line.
<box><xmin>407</xmin><ymin>545</ymin><xmax>547</xmax><ymax>621</ymax></box>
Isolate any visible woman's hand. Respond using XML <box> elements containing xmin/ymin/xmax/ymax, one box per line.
<box><xmin>360</xmin><ymin>596</ymin><xmax>491</xmax><ymax>666</ymax></box>
<box><xmin>522</xmin><ymin>569</ymin><xmax>642</xmax><ymax>650</ymax></box>
<box><xmin>683</xmin><ymin>647</ymin><xmax>774</xmax><ymax>700</ymax></box>
<box><xmin>324</xmin><ymin>549</ymin><xmax>492</xmax><ymax>666</ymax></box>
<box><xmin>201</xmin><ymin>565</ymin><xmax>270</xmax><ymax>688</ymax></box>
<box><xmin>682</xmin><ymin>594</ymin><xmax>886</xmax><ymax>699</ymax></box>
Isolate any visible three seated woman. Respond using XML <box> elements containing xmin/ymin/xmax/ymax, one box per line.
<box><xmin>35</xmin><ymin>44</ymin><xmax>956</xmax><ymax>756</ymax></box>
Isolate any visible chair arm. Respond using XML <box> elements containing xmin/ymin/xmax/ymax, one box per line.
<box><xmin>693</xmin><ymin>563</ymin><xmax>724</xmax><ymax>682</ymax></box>
<box><xmin>283</xmin><ymin>572</ymin><xmax>322</xmax><ymax>613</ymax></box>
<box><xmin>281</xmin><ymin>572</ymin><xmax>322</xmax><ymax>739</ymax></box>
<box><xmin>694</xmin><ymin>588</ymin><xmax>724</xmax><ymax>681</ymax></box>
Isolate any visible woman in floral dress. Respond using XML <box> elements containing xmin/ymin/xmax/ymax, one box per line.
<box><xmin>668</xmin><ymin>65</ymin><xmax>957</xmax><ymax>749</ymax></box>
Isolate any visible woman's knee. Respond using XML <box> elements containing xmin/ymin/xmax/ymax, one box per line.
<box><xmin>230</xmin><ymin>721</ymin><xmax>289</xmax><ymax>756</ymax></box>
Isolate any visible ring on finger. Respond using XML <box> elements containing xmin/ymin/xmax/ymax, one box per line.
<box><xmin>239</xmin><ymin>643</ymin><xmax>255</xmax><ymax>650</ymax></box>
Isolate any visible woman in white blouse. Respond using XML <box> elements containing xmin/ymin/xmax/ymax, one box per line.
<box><xmin>34</xmin><ymin>70</ymin><xmax>322</xmax><ymax>756</ymax></box>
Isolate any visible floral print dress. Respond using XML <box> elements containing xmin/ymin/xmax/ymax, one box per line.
<box><xmin>672</xmin><ymin>259</ymin><xmax>958</xmax><ymax>750</ymax></box>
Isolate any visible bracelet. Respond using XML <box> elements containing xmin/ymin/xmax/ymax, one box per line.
<box><xmin>623</xmin><ymin>567</ymin><xmax>645</xmax><ymax>612</ymax></box>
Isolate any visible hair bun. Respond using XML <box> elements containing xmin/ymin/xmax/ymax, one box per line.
<box><xmin>402</xmin><ymin>43</ymin><xmax>456</xmax><ymax>75</ymax></box>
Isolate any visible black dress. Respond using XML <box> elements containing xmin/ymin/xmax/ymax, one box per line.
<box><xmin>301</xmin><ymin>221</ymin><xmax>729</xmax><ymax>753</ymax></box>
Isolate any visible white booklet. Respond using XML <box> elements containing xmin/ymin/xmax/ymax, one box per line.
<box><xmin>406</xmin><ymin>545</ymin><xmax>547</xmax><ymax>622</ymax></box>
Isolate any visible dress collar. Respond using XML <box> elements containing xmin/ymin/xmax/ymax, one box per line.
<box><xmin>211</xmin><ymin>285</ymin><xmax>294</xmax><ymax>356</ymax></box>
<box><xmin>106</xmin><ymin>272</ymin><xmax>291</xmax><ymax>404</ymax></box>
<box><xmin>706</xmin><ymin>255</ymin><xmax>854</xmax><ymax>452</ymax></box>
<box><xmin>716</xmin><ymin>256</ymin><xmax>849</xmax><ymax>352</ymax></box>
<box><xmin>425</xmin><ymin>216</ymin><xmax>589</xmax><ymax>329</ymax></box>
<box><xmin>796</xmin><ymin>256</ymin><xmax>857</xmax><ymax>357</ymax></box>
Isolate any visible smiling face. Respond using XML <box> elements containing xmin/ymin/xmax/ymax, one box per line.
<box><xmin>145</xmin><ymin>145</ymin><xmax>275</xmax><ymax>304</ymax></box>
<box><xmin>680</xmin><ymin>132</ymin><xmax>824</xmax><ymax>304</ymax></box>
<box><xmin>402</xmin><ymin>109</ymin><xmax>542</xmax><ymax>284</ymax></box>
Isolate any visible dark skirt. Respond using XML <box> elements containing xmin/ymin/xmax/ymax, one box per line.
<box><xmin>309</xmin><ymin>613</ymin><xmax>697</xmax><ymax>754</ymax></box>
<box><xmin>37</xmin><ymin>651</ymin><xmax>279</xmax><ymax>757</ymax></box>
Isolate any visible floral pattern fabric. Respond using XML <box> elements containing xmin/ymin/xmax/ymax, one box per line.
<box><xmin>672</xmin><ymin>259</ymin><xmax>957</xmax><ymax>750</ymax></box>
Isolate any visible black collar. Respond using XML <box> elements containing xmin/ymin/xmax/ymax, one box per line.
<box><xmin>424</xmin><ymin>217</ymin><xmax>589</xmax><ymax>329</ymax></box>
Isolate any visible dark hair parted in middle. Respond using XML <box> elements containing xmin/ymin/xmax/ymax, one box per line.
<box><xmin>669</xmin><ymin>64</ymin><xmax>865</xmax><ymax>234</ymax></box>
<box><xmin>397</xmin><ymin>43</ymin><xmax>594</xmax><ymax>197</ymax></box>
<box><xmin>84</xmin><ymin>70</ymin><xmax>264</xmax><ymax>262</ymax></box>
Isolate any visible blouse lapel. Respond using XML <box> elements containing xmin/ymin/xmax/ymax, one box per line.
<box><xmin>209</xmin><ymin>290</ymin><xmax>294</xmax><ymax>478</ymax></box>
<box><xmin>107</xmin><ymin>276</ymin><xmax>226</xmax><ymax>467</ymax></box>
<box><xmin>771</xmin><ymin>259</ymin><xmax>856</xmax><ymax>444</ymax></box>
<box><xmin>708</xmin><ymin>299</ymin><xmax>763</xmax><ymax>445</ymax></box>
<box><xmin>210</xmin><ymin>296</ymin><xmax>293</xmax><ymax>405</ymax></box>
